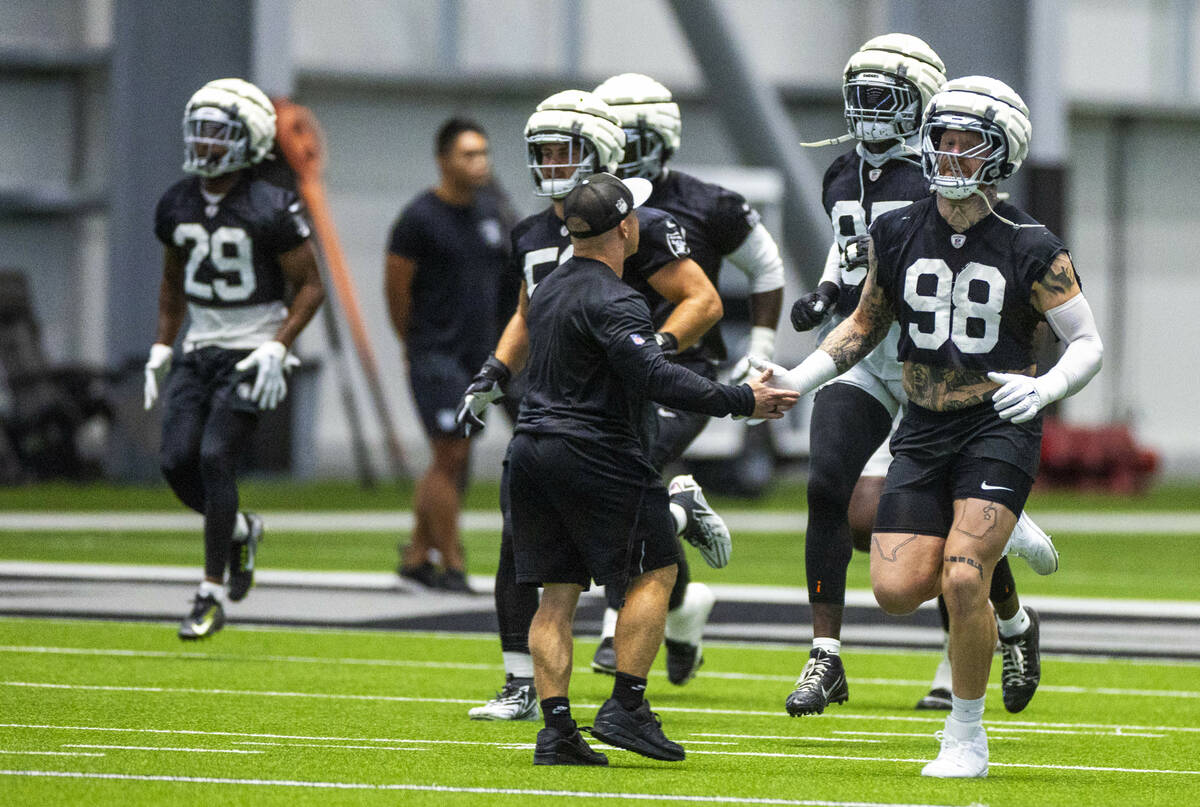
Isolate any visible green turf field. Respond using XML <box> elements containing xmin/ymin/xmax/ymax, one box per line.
<box><xmin>1</xmin><ymin>618</ymin><xmax>1198</xmax><ymax>806</ymax></box>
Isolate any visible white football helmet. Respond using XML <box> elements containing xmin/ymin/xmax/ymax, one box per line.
<box><xmin>921</xmin><ymin>75</ymin><xmax>1032</xmax><ymax>199</ymax></box>
<box><xmin>525</xmin><ymin>90</ymin><xmax>625</xmax><ymax>198</ymax></box>
<box><xmin>843</xmin><ymin>33</ymin><xmax>946</xmax><ymax>143</ymax></box>
<box><xmin>182</xmin><ymin>78</ymin><xmax>277</xmax><ymax>177</ymax></box>
<box><xmin>593</xmin><ymin>73</ymin><xmax>682</xmax><ymax>180</ymax></box>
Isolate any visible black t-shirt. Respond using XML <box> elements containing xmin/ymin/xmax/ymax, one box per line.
<box><xmin>388</xmin><ymin>188</ymin><xmax>509</xmax><ymax>361</ymax></box>
<box><xmin>629</xmin><ymin>170</ymin><xmax>758</xmax><ymax>363</ymax></box>
<box><xmin>154</xmin><ymin>173</ymin><xmax>310</xmax><ymax>309</ymax></box>
<box><xmin>821</xmin><ymin>150</ymin><xmax>933</xmax><ymax>316</ymax></box>
<box><xmin>516</xmin><ymin>256</ymin><xmax>754</xmax><ymax>463</ymax></box>
<box><xmin>871</xmin><ymin>196</ymin><xmax>1069</xmax><ymax>373</ymax></box>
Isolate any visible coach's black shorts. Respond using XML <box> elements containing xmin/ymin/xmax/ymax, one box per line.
<box><xmin>407</xmin><ymin>351</ymin><xmax>482</xmax><ymax>438</ymax></box>
<box><xmin>874</xmin><ymin>400</ymin><xmax>1040</xmax><ymax>538</ymax></box>
<box><xmin>508</xmin><ymin>432</ymin><xmax>678</xmax><ymax>589</ymax></box>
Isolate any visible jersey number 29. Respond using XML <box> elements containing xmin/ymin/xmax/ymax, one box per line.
<box><xmin>903</xmin><ymin>259</ymin><xmax>1006</xmax><ymax>354</ymax></box>
<box><xmin>174</xmin><ymin>224</ymin><xmax>256</xmax><ymax>302</ymax></box>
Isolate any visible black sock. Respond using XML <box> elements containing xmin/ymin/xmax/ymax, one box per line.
<box><xmin>541</xmin><ymin>697</ymin><xmax>574</xmax><ymax>734</ymax></box>
<box><xmin>612</xmin><ymin>671</ymin><xmax>647</xmax><ymax>710</ymax></box>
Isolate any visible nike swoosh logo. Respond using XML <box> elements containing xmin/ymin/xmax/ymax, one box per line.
<box><xmin>981</xmin><ymin>481</ymin><xmax>1014</xmax><ymax>492</ymax></box>
<box><xmin>192</xmin><ymin>608</ymin><xmax>216</xmax><ymax>635</ymax></box>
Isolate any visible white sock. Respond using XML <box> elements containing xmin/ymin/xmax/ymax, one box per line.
<box><xmin>600</xmin><ymin>607</ymin><xmax>619</xmax><ymax>640</ymax></box>
<box><xmin>233</xmin><ymin>512</ymin><xmax>249</xmax><ymax>541</ymax></box>
<box><xmin>502</xmin><ymin>651</ymin><xmax>534</xmax><ymax>680</ymax></box>
<box><xmin>997</xmin><ymin>607</ymin><xmax>1031</xmax><ymax>639</ymax></box>
<box><xmin>198</xmin><ymin>580</ymin><xmax>225</xmax><ymax>601</ymax></box>
<box><xmin>812</xmin><ymin>637</ymin><xmax>841</xmax><ymax>655</ymax></box>
<box><xmin>948</xmin><ymin>693</ymin><xmax>985</xmax><ymax>738</ymax></box>
<box><xmin>669</xmin><ymin>502</ymin><xmax>688</xmax><ymax>535</ymax></box>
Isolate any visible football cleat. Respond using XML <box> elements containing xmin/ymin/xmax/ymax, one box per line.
<box><xmin>533</xmin><ymin>726</ymin><xmax>608</xmax><ymax>766</ymax></box>
<box><xmin>588</xmin><ymin>698</ymin><xmax>685</xmax><ymax>761</ymax></box>
<box><xmin>437</xmin><ymin>568</ymin><xmax>476</xmax><ymax>594</ymax></box>
<box><xmin>665</xmin><ymin>639</ymin><xmax>704</xmax><ymax>686</ymax></box>
<box><xmin>1003</xmin><ymin>512</ymin><xmax>1059</xmax><ymax>575</ymax></box>
<box><xmin>669</xmin><ymin>474</ymin><xmax>731</xmax><ymax>568</ymax></box>
<box><xmin>785</xmin><ymin>648</ymin><xmax>849</xmax><ymax>716</ymax></box>
<box><xmin>468</xmin><ymin>675</ymin><xmax>540</xmax><ymax>721</ymax></box>
<box><xmin>227</xmin><ymin>512</ymin><xmax>263</xmax><ymax>602</ymax></box>
<box><xmin>921</xmin><ymin>721</ymin><xmax>988</xmax><ymax>778</ymax></box>
<box><xmin>1000</xmin><ymin>606</ymin><xmax>1042</xmax><ymax>713</ymax></box>
<box><xmin>591</xmin><ymin>637</ymin><xmax>617</xmax><ymax>675</ymax></box>
<box><xmin>915</xmin><ymin>687</ymin><xmax>953</xmax><ymax>711</ymax></box>
<box><xmin>397</xmin><ymin>553</ymin><xmax>440</xmax><ymax>588</ymax></box>
<box><xmin>178</xmin><ymin>593</ymin><xmax>225</xmax><ymax>640</ymax></box>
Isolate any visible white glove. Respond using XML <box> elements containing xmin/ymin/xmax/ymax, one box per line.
<box><xmin>729</xmin><ymin>326</ymin><xmax>777</xmax><ymax>385</ymax></box>
<box><xmin>988</xmin><ymin>370</ymin><xmax>1063</xmax><ymax>424</ymax></box>
<box><xmin>143</xmin><ymin>343</ymin><xmax>174</xmax><ymax>410</ymax></box>
<box><xmin>235</xmin><ymin>340</ymin><xmax>293</xmax><ymax>410</ymax></box>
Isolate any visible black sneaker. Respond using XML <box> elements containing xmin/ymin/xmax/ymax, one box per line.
<box><xmin>665</xmin><ymin>638</ymin><xmax>703</xmax><ymax>685</ymax></box>
<box><xmin>591</xmin><ymin>637</ymin><xmax>617</xmax><ymax>675</ymax></box>
<box><xmin>533</xmin><ymin>726</ymin><xmax>608</xmax><ymax>766</ymax></box>
<box><xmin>1001</xmin><ymin>607</ymin><xmax>1041</xmax><ymax>713</ymax></box>
<box><xmin>785</xmin><ymin>648</ymin><xmax>849</xmax><ymax>716</ymax></box>
<box><xmin>438</xmin><ymin>568</ymin><xmax>476</xmax><ymax>594</ymax></box>
<box><xmin>227</xmin><ymin>512</ymin><xmax>263</xmax><ymax>602</ymax></box>
<box><xmin>915</xmin><ymin>687</ymin><xmax>953</xmax><ymax>710</ymax></box>
<box><xmin>588</xmin><ymin>698</ymin><xmax>685</xmax><ymax>761</ymax></box>
<box><xmin>178</xmin><ymin>593</ymin><xmax>225</xmax><ymax>640</ymax></box>
<box><xmin>398</xmin><ymin>560</ymin><xmax>439</xmax><ymax>588</ymax></box>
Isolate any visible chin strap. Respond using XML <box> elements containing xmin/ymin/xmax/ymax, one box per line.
<box><xmin>800</xmin><ymin>132</ymin><xmax>855</xmax><ymax>148</ymax></box>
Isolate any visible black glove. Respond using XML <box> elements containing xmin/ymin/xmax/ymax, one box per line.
<box><xmin>455</xmin><ymin>356</ymin><xmax>511</xmax><ymax>437</ymax></box>
<box><xmin>654</xmin><ymin>331</ymin><xmax>679</xmax><ymax>358</ymax></box>
<box><xmin>844</xmin><ymin>234</ymin><xmax>870</xmax><ymax>272</ymax></box>
<box><xmin>790</xmin><ymin>281</ymin><xmax>840</xmax><ymax>332</ymax></box>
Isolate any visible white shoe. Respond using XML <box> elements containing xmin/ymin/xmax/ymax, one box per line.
<box><xmin>467</xmin><ymin>675</ymin><xmax>539</xmax><ymax>721</ymax></box>
<box><xmin>1003</xmin><ymin>511</ymin><xmax>1059</xmax><ymax>575</ymax></box>
<box><xmin>921</xmin><ymin>720</ymin><xmax>988</xmax><ymax>778</ymax></box>
<box><xmin>669</xmin><ymin>475</ymin><xmax>731</xmax><ymax>568</ymax></box>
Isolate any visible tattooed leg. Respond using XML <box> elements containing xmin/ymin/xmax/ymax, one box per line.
<box><xmin>943</xmin><ymin>498</ymin><xmax>1019</xmax><ymax>699</ymax></box>
<box><xmin>869</xmin><ymin>531</ymin><xmax>943</xmax><ymax>616</ymax></box>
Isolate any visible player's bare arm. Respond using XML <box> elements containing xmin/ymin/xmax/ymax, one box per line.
<box><xmin>384</xmin><ymin>252</ymin><xmax>416</xmax><ymax>341</ymax></box>
<box><xmin>817</xmin><ymin>239</ymin><xmax>893</xmax><ymax>372</ymax></box>
<box><xmin>274</xmin><ymin>240</ymin><xmax>325</xmax><ymax>348</ymax></box>
<box><xmin>1030</xmin><ymin>251</ymin><xmax>1082</xmax><ymax>313</ymax></box>
<box><xmin>154</xmin><ymin>245</ymin><xmax>187</xmax><ymax>345</ymax></box>
<box><xmin>749</xmin><ymin>288</ymin><xmax>783</xmax><ymax>329</ymax></box>
<box><xmin>493</xmin><ymin>279</ymin><xmax>531</xmax><ymax>373</ymax></box>
<box><xmin>647</xmin><ymin>257</ymin><xmax>722</xmax><ymax>350</ymax></box>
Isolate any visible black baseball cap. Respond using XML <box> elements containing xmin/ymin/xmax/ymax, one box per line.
<box><xmin>562</xmin><ymin>172</ymin><xmax>653</xmax><ymax>237</ymax></box>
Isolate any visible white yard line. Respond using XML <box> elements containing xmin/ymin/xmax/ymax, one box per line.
<box><xmin>62</xmin><ymin>744</ymin><xmax>262</xmax><ymax>754</ymax></box>
<box><xmin>0</xmin><ymin>750</ymin><xmax>105</xmax><ymax>757</ymax></box>
<box><xmin>2</xmin><ymin>509</ymin><xmax>1199</xmax><ymax>534</ymax></box>
<box><xmin>0</xmin><ymin>770</ymin><xmax>972</xmax><ymax>806</ymax></box>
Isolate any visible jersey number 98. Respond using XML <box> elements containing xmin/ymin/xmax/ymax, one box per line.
<box><xmin>903</xmin><ymin>259</ymin><xmax>1006</xmax><ymax>354</ymax></box>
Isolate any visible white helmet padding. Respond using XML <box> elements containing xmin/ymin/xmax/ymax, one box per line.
<box><xmin>182</xmin><ymin>78</ymin><xmax>276</xmax><ymax>177</ymax></box>
<box><xmin>525</xmin><ymin>90</ymin><xmax>626</xmax><ymax>198</ymax></box>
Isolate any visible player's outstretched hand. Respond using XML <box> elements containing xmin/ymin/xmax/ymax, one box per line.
<box><xmin>235</xmin><ymin>340</ymin><xmax>290</xmax><ymax>410</ymax></box>
<box><xmin>746</xmin><ymin>367</ymin><xmax>801</xmax><ymax>420</ymax></box>
<box><xmin>988</xmin><ymin>371</ymin><xmax>1047</xmax><ymax>424</ymax></box>
<box><xmin>143</xmin><ymin>343</ymin><xmax>174</xmax><ymax>410</ymax></box>
<box><xmin>455</xmin><ymin>356</ymin><xmax>510</xmax><ymax>437</ymax></box>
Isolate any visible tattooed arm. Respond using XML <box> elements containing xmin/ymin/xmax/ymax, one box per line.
<box><xmin>1031</xmin><ymin>251</ymin><xmax>1081</xmax><ymax>312</ymax></box>
<box><xmin>904</xmin><ymin>362</ymin><xmax>1037</xmax><ymax>411</ymax></box>
<box><xmin>817</xmin><ymin>236</ymin><xmax>895</xmax><ymax>373</ymax></box>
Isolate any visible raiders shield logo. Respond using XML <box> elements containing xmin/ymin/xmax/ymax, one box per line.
<box><xmin>664</xmin><ymin>221</ymin><xmax>690</xmax><ymax>258</ymax></box>
<box><xmin>950</xmin><ymin>234</ymin><xmax>967</xmax><ymax>249</ymax></box>
<box><xmin>868</xmin><ymin>168</ymin><xmax>882</xmax><ymax>182</ymax></box>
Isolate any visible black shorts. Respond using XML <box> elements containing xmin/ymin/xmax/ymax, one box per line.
<box><xmin>407</xmin><ymin>352</ymin><xmax>479</xmax><ymax>438</ymax></box>
<box><xmin>875</xmin><ymin>401</ymin><xmax>1039</xmax><ymax>538</ymax></box>
<box><xmin>508</xmin><ymin>432</ymin><xmax>678</xmax><ymax>589</ymax></box>
<box><xmin>164</xmin><ymin>346</ymin><xmax>260</xmax><ymax>419</ymax></box>
<box><xmin>646</xmin><ymin>359</ymin><xmax>713</xmax><ymax>471</ymax></box>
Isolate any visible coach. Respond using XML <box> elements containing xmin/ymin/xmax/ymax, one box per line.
<box><xmin>509</xmin><ymin>173</ymin><xmax>799</xmax><ymax>766</ymax></box>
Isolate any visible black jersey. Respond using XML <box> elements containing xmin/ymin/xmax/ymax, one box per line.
<box><xmin>154</xmin><ymin>172</ymin><xmax>311</xmax><ymax>349</ymax></box>
<box><xmin>871</xmin><ymin>196</ymin><xmax>1068</xmax><ymax>373</ymax></box>
<box><xmin>821</xmin><ymin>150</ymin><xmax>931</xmax><ymax>316</ymax></box>
<box><xmin>388</xmin><ymin>189</ymin><xmax>509</xmax><ymax>361</ymax></box>
<box><xmin>500</xmin><ymin>204</ymin><xmax>687</xmax><ymax>311</ymax></box>
<box><xmin>628</xmin><ymin>170</ymin><xmax>758</xmax><ymax>363</ymax></box>
<box><xmin>516</xmin><ymin>256</ymin><xmax>753</xmax><ymax>462</ymax></box>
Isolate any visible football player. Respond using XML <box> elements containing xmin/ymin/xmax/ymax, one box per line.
<box><xmin>144</xmin><ymin>78</ymin><xmax>324</xmax><ymax>640</ymax></box>
<box><xmin>756</xmin><ymin>76</ymin><xmax>1102</xmax><ymax>777</ymax></box>
<box><xmin>461</xmin><ymin>90</ymin><xmax>725</xmax><ymax>721</ymax></box>
<box><xmin>784</xmin><ymin>35</ymin><xmax>1057</xmax><ymax>719</ymax></box>
<box><xmin>588</xmin><ymin>72</ymin><xmax>787</xmax><ymax>683</ymax></box>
